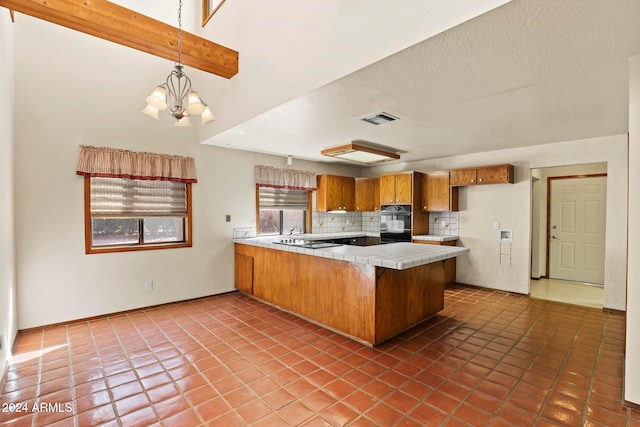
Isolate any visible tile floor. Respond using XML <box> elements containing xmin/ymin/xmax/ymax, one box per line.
<box><xmin>530</xmin><ymin>278</ymin><xmax>604</xmax><ymax>309</ymax></box>
<box><xmin>0</xmin><ymin>285</ymin><xmax>637</xmax><ymax>426</ymax></box>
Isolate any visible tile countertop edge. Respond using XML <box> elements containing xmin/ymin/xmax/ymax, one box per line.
<box><xmin>412</xmin><ymin>235</ymin><xmax>459</xmax><ymax>242</ymax></box>
<box><xmin>234</xmin><ymin>238</ymin><xmax>469</xmax><ymax>271</ymax></box>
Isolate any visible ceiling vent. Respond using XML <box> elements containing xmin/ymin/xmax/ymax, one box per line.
<box><xmin>361</xmin><ymin>112</ymin><xmax>399</xmax><ymax>125</ymax></box>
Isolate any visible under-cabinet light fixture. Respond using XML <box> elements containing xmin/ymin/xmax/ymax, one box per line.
<box><xmin>321</xmin><ymin>142</ymin><xmax>400</xmax><ymax>164</ymax></box>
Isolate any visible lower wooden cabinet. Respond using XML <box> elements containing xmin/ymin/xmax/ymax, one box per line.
<box><xmin>412</xmin><ymin>240</ymin><xmax>457</xmax><ymax>285</ymax></box>
<box><xmin>234</xmin><ymin>243</ymin><xmax>452</xmax><ymax>345</ymax></box>
<box><xmin>234</xmin><ymin>252</ymin><xmax>253</xmax><ymax>294</ymax></box>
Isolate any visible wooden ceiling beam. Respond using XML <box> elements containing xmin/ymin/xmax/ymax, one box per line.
<box><xmin>0</xmin><ymin>0</ymin><xmax>238</xmax><ymax>79</ymax></box>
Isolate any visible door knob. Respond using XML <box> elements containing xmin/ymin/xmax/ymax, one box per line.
<box><xmin>552</xmin><ymin>225</ymin><xmax>557</xmax><ymax>230</ymax></box>
<box><xmin>552</xmin><ymin>235</ymin><xmax>558</xmax><ymax>239</ymax></box>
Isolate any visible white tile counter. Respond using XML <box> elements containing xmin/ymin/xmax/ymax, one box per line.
<box><xmin>412</xmin><ymin>234</ymin><xmax>459</xmax><ymax>242</ymax></box>
<box><xmin>280</xmin><ymin>231</ymin><xmax>380</xmax><ymax>241</ymax></box>
<box><xmin>234</xmin><ymin>236</ymin><xmax>469</xmax><ymax>270</ymax></box>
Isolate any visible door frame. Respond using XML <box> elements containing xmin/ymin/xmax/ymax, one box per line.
<box><xmin>545</xmin><ymin>173</ymin><xmax>607</xmax><ymax>278</ymax></box>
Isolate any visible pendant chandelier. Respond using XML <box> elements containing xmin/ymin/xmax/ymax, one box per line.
<box><xmin>142</xmin><ymin>0</ymin><xmax>215</xmax><ymax>127</ymax></box>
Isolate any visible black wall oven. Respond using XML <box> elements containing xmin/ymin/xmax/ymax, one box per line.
<box><xmin>380</xmin><ymin>205</ymin><xmax>412</xmax><ymax>243</ymax></box>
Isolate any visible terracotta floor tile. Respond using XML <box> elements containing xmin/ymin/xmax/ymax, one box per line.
<box><xmin>320</xmin><ymin>401</ymin><xmax>358</xmax><ymax>426</ymax></box>
<box><xmin>408</xmin><ymin>402</ymin><xmax>448</xmax><ymax>426</ymax></box>
<box><xmin>236</xmin><ymin>398</ymin><xmax>274</xmax><ymax>424</ymax></box>
<box><xmin>1</xmin><ymin>286</ymin><xmax>639</xmax><ymax>426</ymax></box>
<box><xmin>261</xmin><ymin>388</ymin><xmax>295</xmax><ymax>411</ymax></box>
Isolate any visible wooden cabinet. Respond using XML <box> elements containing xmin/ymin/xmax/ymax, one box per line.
<box><xmin>234</xmin><ymin>242</ymin><xmax>453</xmax><ymax>345</ymax></box>
<box><xmin>411</xmin><ymin>240</ymin><xmax>457</xmax><ymax>284</ymax></box>
<box><xmin>477</xmin><ymin>164</ymin><xmax>514</xmax><ymax>184</ymax></box>
<box><xmin>451</xmin><ymin>164</ymin><xmax>514</xmax><ymax>186</ymax></box>
<box><xmin>355</xmin><ymin>177</ymin><xmax>380</xmax><ymax>212</ymax></box>
<box><xmin>234</xmin><ymin>253</ymin><xmax>254</xmax><ymax>294</ymax></box>
<box><xmin>422</xmin><ymin>171</ymin><xmax>458</xmax><ymax>212</ymax></box>
<box><xmin>316</xmin><ymin>175</ymin><xmax>355</xmax><ymax>211</ymax></box>
<box><xmin>380</xmin><ymin>172</ymin><xmax>413</xmax><ymax>204</ymax></box>
<box><xmin>450</xmin><ymin>168</ymin><xmax>478</xmax><ymax>186</ymax></box>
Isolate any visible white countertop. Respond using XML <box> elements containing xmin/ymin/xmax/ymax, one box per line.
<box><xmin>234</xmin><ymin>236</ymin><xmax>469</xmax><ymax>270</ymax></box>
<box><xmin>290</xmin><ymin>231</ymin><xmax>379</xmax><ymax>241</ymax></box>
<box><xmin>412</xmin><ymin>235</ymin><xmax>459</xmax><ymax>242</ymax></box>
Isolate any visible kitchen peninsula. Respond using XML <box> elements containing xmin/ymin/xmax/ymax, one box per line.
<box><xmin>234</xmin><ymin>237</ymin><xmax>469</xmax><ymax>346</ymax></box>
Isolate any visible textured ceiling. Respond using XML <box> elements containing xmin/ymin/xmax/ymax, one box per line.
<box><xmin>204</xmin><ymin>0</ymin><xmax>640</xmax><ymax>165</ymax></box>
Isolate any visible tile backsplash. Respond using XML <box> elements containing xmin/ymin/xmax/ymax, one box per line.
<box><xmin>428</xmin><ymin>211</ymin><xmax>459</xmax><ymax>236</ymax></box>
<box><xmin>233</xmin><ymin>211</ymin><xmax>458</xmax><ymax>237</ymax></box>
<box><xmin>233</xmin><ymin>227</ymin><xmax>257</xmax><ymax>239</ymax></box>
<box><xmin>311</xmin><ymin>211</ymin><xmax>380</xmax><ymax>234</ymax></box>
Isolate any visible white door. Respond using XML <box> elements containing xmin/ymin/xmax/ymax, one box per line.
<box><xmin>549</xmin><ymin>176</ymin><xmax>606</xmax><ymax>284</ymax></box>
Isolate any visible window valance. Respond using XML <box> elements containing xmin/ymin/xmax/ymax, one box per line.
<box><xmin>76</xmin><ymin>145</ymin><xmax>197</xmax><ymax>183</ymax></box>
<box><xmin>254</xmin><ymin>165</ymin><xmax>316</xmax><ymax>191</ymax></box>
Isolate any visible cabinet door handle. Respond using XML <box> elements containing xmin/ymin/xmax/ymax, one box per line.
<box><xmin>479</xmin><ymin>178</ymin><xmax>483</xmax><ymax>182</ymax></box>
<box><xmin>471</xmin><ymin>179</ymin><xmax>475</xmax><ymax>183</ymax></box>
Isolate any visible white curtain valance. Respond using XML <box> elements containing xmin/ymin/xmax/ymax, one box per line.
<box><xmin>254</xmin><ymin>165</ymin><xmax>316</xmax><ymax>191</ymax></box>
<box><xmin>76</xmin><ymin>145</ymin><xmax>197</xmax><ymax>183</ymax></box>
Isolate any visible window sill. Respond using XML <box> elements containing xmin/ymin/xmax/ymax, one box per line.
<box><xmin>86</xmin><ymin>241</ymin><xmax>192</xmax><ymax>254</ymax></box>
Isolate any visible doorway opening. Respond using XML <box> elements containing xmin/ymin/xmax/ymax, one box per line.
<box><xmin>530</xmin><ymin>163</ymin><xmax>607</xmax><ymax>307</ymax></box>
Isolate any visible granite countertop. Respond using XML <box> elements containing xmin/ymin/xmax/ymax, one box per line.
<box><xmin>234</xmin><ymin>236</ymin><xmax>469</xmax><ymax>270</ymax></box>
<box><xmin>412</xmin><ymin>235</ymin><xmax>459</xmax><ymax>242</ymax></box>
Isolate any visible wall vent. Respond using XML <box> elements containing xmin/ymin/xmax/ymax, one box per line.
<box><xmin>361</xmin><ymin>112</ymin><xmax>399</xmax><ymax>125</ymax></box>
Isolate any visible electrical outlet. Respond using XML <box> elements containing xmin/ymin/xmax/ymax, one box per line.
<box><xmin>145</xmin><ymin>281</ymin><xmax>153</xmax><ymax>291</ymax></box>
<box><xmin>493</xmin><ymin>221</ymin><xmax>500</xmax><ymax>230</ymax></box>
<box><xmin>225</xmin><ymin>214</ymin><xmax>231</xmax><ymax>222</ymax></box>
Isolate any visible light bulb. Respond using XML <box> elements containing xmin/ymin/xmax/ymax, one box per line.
<box><xmin>141</xmin><ymin>104</ymin><xmax>159</xmax><ymax>120</ymax></box>
<box><xmin>201</xmin><ymin>106</ymin><xmax>216</xmax><ymax>124</ymax></box>
<box><xmin>146</xmin><ymin>86</ymin><xmax>167</xmax><ymax>110</ymax></box>
<box><xmin>175</xmin><ymin>116</ymin><xmax>192</xmax><ymax>127</ymax></box>
<box><xmin>186</xmin><ymin>91</ymin><xmax>205</xmax><ymax>115</ymax></box>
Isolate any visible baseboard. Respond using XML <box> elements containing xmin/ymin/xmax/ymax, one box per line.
<box><xmin>18</xmin><ymin>290</ymin><xmax>240</xmax><ymax>333</ymax></box>
<box><xmin>624</xmin><ymin>399</ymin><xmax>640</xmax><ymax>410</ymax></box>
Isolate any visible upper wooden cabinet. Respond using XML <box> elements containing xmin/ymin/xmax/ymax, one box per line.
<box><xmin>355</xmin><ymin>177</ymin><xmax>380</xmax><ymax>212</ymax></box>
<box><xmin>450</xmin><ymin>164</ymin><xmax>514</xmax><ymax>186</ymax></box>
<box><xmin>422</xmin><ymin>172</ymin><xmax>458</xmax><ymax>212</ymax></box>
<box><xmin>316</xmin><ymin>175</ymin><xmax>355</xmax><ymax>211</ymax></box>
<box><xmin>477</xmin><ymin>164</ymin><xmax>514</xmax><ymax>184</ymax></box>
<box><xmin>450</xmin><ymin>168</ymin><xmax>477</xmax><ymax>186</ymax></box>
<box><xmin>380</xmin><ymin>172</ymin><xmax>413</xmax><ymax>205</ymax></box>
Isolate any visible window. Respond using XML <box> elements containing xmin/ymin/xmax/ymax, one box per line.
<box><xmin>202</xmin><ymin>0</ymin><xmax>225</xmax><ymax>27</ymax></box>
<box><xmin>84</xmin><ymin>177</ymin><xmax>192</xmax><ymax>253</ymax></box>
<box><xmin>257</xmin><ymin>187</ymin><xmax>310</xmax><ymax>235</ymax></box>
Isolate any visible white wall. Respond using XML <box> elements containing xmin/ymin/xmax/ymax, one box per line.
<box><xmin>0</xmin><ymin>9</ymin><xmax>17</xmax><ymax>381</ymax></box>
<box><xmin>625</xmin><ymin>55</ymin><xmax>640</xmax><ymax>404</ymax></box>
<box><xmin>14</xmin><ymin>138</ymin><xmax>359</xmax><ymax>329</ymax></box>
<box><xmin>14</xmin><ymin>134</ymin><xmax>359</xmax><ymax>329</ymax></box>
<box><xmin>371</xmin><ymin>134</ymin><xmax>628</xmax><ymax>309</ymax></box>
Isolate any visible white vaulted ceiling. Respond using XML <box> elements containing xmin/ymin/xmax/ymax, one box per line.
<box><xmin>203</xmin><ymin>0</ymin><xmax>640</xmax><ymax>164</ymax></box>
<box><xmin>9</xmin><ymin>0</ymin><xmax>640</xmax><ymax>166</ymax></box>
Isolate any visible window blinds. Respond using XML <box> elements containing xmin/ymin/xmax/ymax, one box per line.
<box><xmin>258</xmin><ymin>187</ymin><xmax>309</xmax><ymax>210</ymax></box>
<box><xmin>90</xmin><ymin>177</ymin><xmax>187</xmax><ymax>217</ymax></box>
